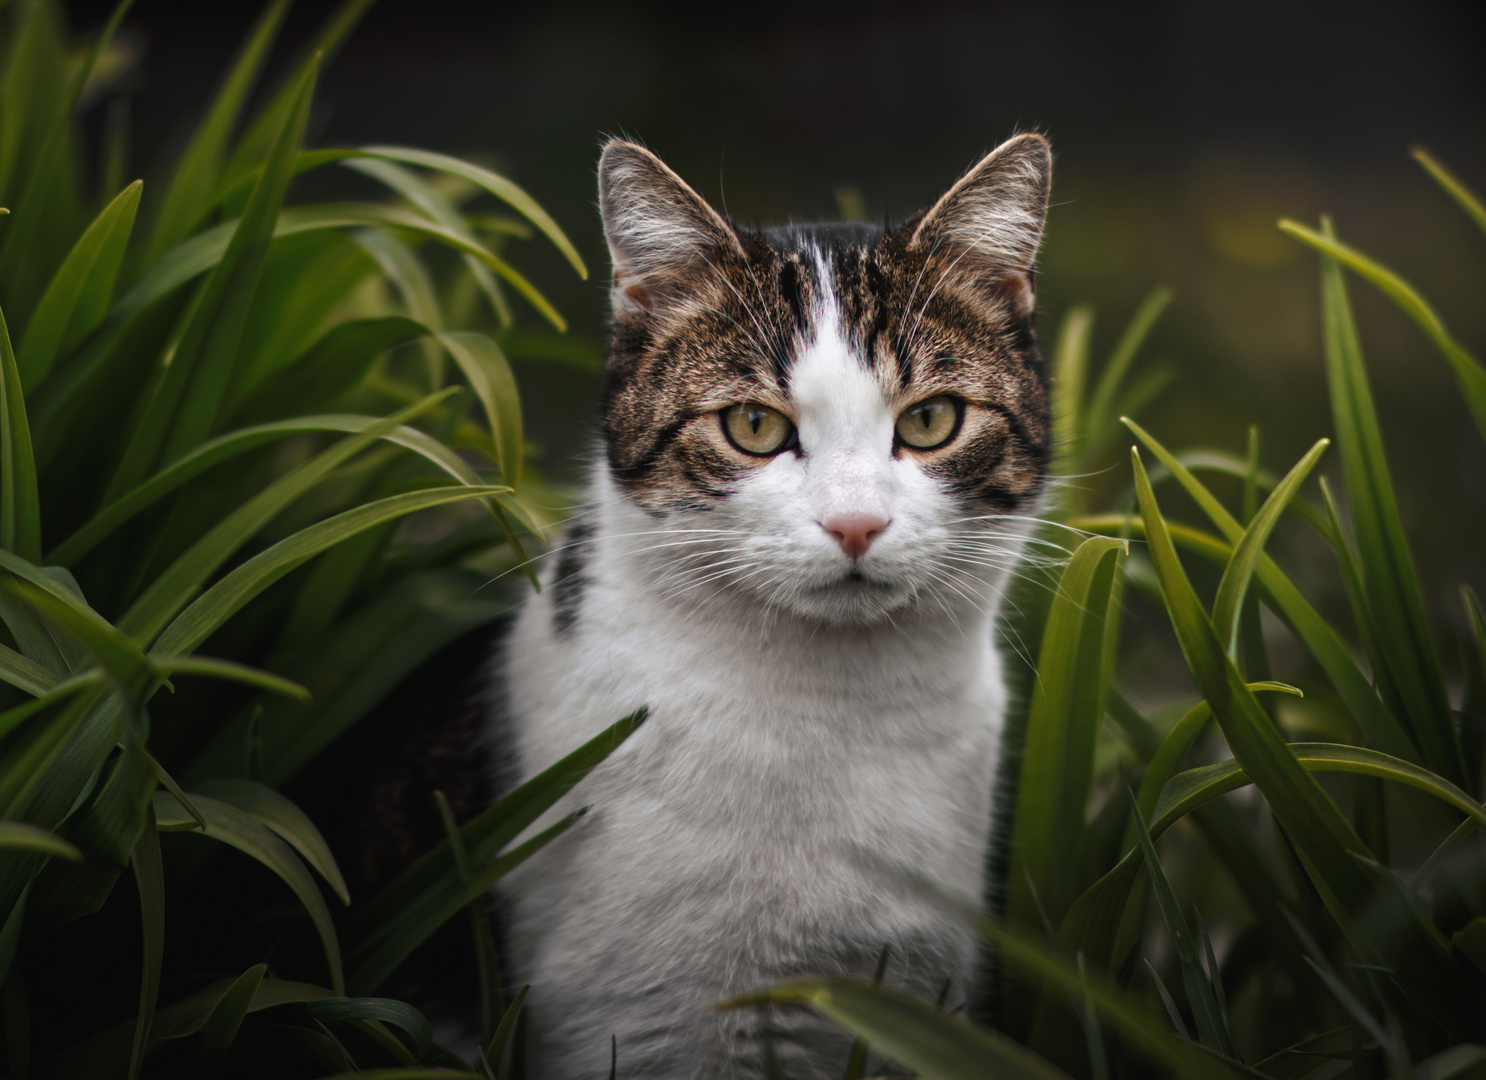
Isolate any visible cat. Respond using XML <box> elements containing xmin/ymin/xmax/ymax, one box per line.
<box><xmin>491</xmin><ymin>131</ymin><xmax>1053</xmax><ymax>1078</ymax></box>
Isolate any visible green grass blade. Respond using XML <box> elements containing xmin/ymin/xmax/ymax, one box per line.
<box><xmin>126</xmin><ymin>807</ymin><xmax>162</xmax><ymax>1080</ymax></box>
<box><xmin>0</xmin><ymin>301</ymin><xmax>41</xmax><ymax>561</ymax></box>
<box><xmin>439</xmin><ymin>332</ymin><xmax>522</xmax><ymax>486</ymax></box>
<box><xmin>152</xmin><ymin>791</ymin><xmax>343</xmax><ymax>994</ymax></box>
<box><xmin>723</xmin><ymin>977</ymin><xmax>1073</xmax><ymax>1080</ymax></box>
<box><xmin>149</xmin><ymin>483</ymin><xmax>507</xmax><ymax>660</ymax></box>
<box><xmin>1049</xmin><ymin>305</ymin><xmax>1093</xmax><ymax>487</ymax></box>
<box><xmin>1084</xmin><ymin>286</ymin><xmax>1172</xmax><ymax>463</ymax></box>
<box><xmin>0</xmin><ymin>688</ymin><xmax>98</xmax><ymax>819</ymax></box>
<box><xmin>358</xmin><ymin>146</ymin><xmax>588</xmax><ymax>280</ymax></box>
<box><xmin>1411</xmin><ymin>147</ymin><xmax>1486</xmax><ymax>238</ymax></box>
<box><xmin>1211</xmin><ymin>438</ymin><xmax>1328</xmax><ymax>656</ymax></box>
<box><xmin>229</xmin><ymin>315</ymin><xmax>427</xmax><ymax>425</ymax></box>
<box><xmin>118</xmin><ymin>392</ymin><xmax>451</xmax><ymax>647</ymax></box>
<box><xmin>0</xmin><ymin>822</ymin><xmax>79</xmax><ymax>860</ymax></box>
<box><xmin>194</xmin><ymin>778</ymin><xmax>348</xmax><ymax>904</ymax></box>
<box><xmin>220</xmin><ymin>0</ymin><xmax>375</xmax><ymax>187</ymax></box>
<box><xmin>141</xmin><ymin>0</ymin><xmax>292</xmax><ymax>264</ymax></box>
<box><xmin>346</xmin><ymin>810</ymin><xmax>583</xmax><ymax>996</ymax></box>
<box><xmin>1279</xmin><ymin>217</ymin><xmax>1486</xmax><ymax>441</ymax></box>
<box><xmin>16</xmin><ymin>179</ymin><xmax>141</xmax><ymax>390</ymax></box>
<box><xmin>1151</xmin><ymin>743</ymin><xmax>1486</xmax><ymax>833</ymax></box>
<box><xmin>1125</xmin><ymin>682</ymin><xmax>1301</xmax><ymax>851</ymax></box>
<box><xmin>0</xmin><ymin>578</ymin><xmax>161</xmax><ymax>703</ymax></box>
<box><xmin>1117</xmin><ymin>419</ymin><xmax>1418</xmax><ymax>763</ymax></box>
<box><xmin>1131</xmin><ymin>446</ymin><xmax>1486</xmax><ymax>1038</ymax></box>
<box><xmin>1127</xmin><ymin>794</ymin><xmax>1232</xmax><ymax>1054</ymax></box>
<box><xmin>484</xmin><ymin>985</ymin><xmax>528</xmax><ymax>1080</ymax></box>
<box><xmin>434</xmin><ymin>790</ymin><xmax>502</xmax><ymax>1045</ymax></box>
<box><xmin>1310</xmin><ymin>219</ymin><xmax>1463</xmax><ymax>784</ymax></box>
<box><xmin>49</xmin><ymin>403</ymin><xmax>484</xmax><ymax>566</ymax></box>
<box><xmin>144</xmin><ymin>56</ymin><xmax>322</xmax><ymax>485</ymax></box>
<box><xmin>190</xmin><ymin>963</ymin><xmax>266</xmax><ymax>1070</ymax></box>
<box><xmin>0</xmin><ymin>641</ymin><xmax>61</xmax><ymax>695</ymax></box>
<box><xmin>153</xmin><ymin>656</ymin><xmax>307</xmax><ymax>701</ymax></box>
<box><xmin>1011</xmin><ymin>536</ymin><xmax>1126</xmax><ymax>927</ymax></box>
<box><xmin>346</xmin><ymin>708</ymin><xmax>647</xmax><ymax>947</ymax></box>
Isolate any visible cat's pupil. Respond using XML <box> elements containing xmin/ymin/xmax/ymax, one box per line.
<box><xmin>749</xmin><ymin>410</ymin><xmax>763</xmax><ymax>433</ymax></box>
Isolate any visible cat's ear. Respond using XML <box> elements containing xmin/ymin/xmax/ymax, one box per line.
<box><xmin>598</xmin><ymin>140</ymin><xmax>744</xmax><ymax>319</ymax></box>
<box><xmin>908</xmin><ymin>133</ymin><xmax>1052</xmax><ymax>314</ymax></box>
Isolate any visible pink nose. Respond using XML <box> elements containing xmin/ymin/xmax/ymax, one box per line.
<box><xmin>822</xmin><ymin>514</ymin><xmax>889</xmax><ymax>561</ymax></box>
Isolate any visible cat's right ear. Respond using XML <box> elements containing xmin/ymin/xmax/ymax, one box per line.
<box><xmin>598</xmin><ymin>140</ymin><xmax>744</xmax><ymax>320</ymax></box>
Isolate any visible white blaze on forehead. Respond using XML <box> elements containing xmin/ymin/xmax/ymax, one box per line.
<box><xmin>789</xmin><ymin>249</ymin><xmax>897</xmax><ymax>518</ymax></box>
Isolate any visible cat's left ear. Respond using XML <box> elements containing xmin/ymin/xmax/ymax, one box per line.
<box><xmin>909</xmin><ymin>133</ymin><xmax>1052</xmax><ymax>314</ymax></box>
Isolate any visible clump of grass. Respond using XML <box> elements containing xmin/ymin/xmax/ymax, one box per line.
<box><xmin>728</xmin><ymin>154</ymin><xmax>1486</xmax><ymax>1078</ymax></box>
<box><xmin>0</xmin><ymin>1</ymin><xmax>644</xmax><ymax>1075</ymax></box>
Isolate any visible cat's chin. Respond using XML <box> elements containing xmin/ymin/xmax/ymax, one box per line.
<box><xmin>770</xmin><ymin>571</ymin><xmax>922</xmax><ymax>628</ymax></box>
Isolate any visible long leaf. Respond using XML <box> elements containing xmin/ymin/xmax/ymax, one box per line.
<box><xmin>1314</xmin><ymin>218</ymin><xmax>1462</xmax><ymax>785</ymax></box>
<box><xmin>193</xmin><ymin>778</ymin><xmax>348</xmax><ymax>904</ymax></box>
<box><xmin>1279</xmin><ymin>217</ymin><xmax>1486</xmax><ymax>441</ymax></box>
<box><xmin>1011</xmin><ymin>535</ymin><xmax>1126</xmax><ymax>927</ymax></box>
<box><xmin>152</xmin><ymin>791</ymin><xmax>344</xmax><ymax>994</ymax></box>
<box><xmin>439</xmin><ymin>331</ymin><xmax>522</xmax><ymax>486</ymax></box>
<box><xmin>1131</xmin><ymin>445</ymin><xmax>1486</xmax><ymax>1038</ymax></box>
<box><xmin>1412</xmin><ymin>146</ymin><xmax>1486</xmax><ymax>236</ymax></box>
<box><xmin>117</xmin><ymin>392</ymin><xmax>453</xmax><ymax>647</ymax></box>
<box><xmin>724</xmin><ymin>977</ymin><xmax>1073</xmax><ymax>1080</ymax></box>
<box><xmin>49</xmin><ymin>404</ymin><xmax>487</xmax><ymax>566</ymax></box>
<box><xmin>1118</xmin><ymin>418</ymin><xmax>1418</xmax><ymax>764</ymax></box>
<box><xmin>141</xmin><ymin>0</ymin><xmax>292</xmax><ymax>263</ymax></box>
<box><xmin>191</xmin><ymin>963</ymin><xmax>266</xmax><ymax>1069</ymax></box>
<box><xmin>346</xmin><ymin>810</ymin><xmax>583</xmax><ymax>996</ymax></box>
<box><xmin>0</xmin><ymin>300</ymin><xmax>40</xmax><ymax>560</ymax></box>
<box><xmin>127</xmin><ymin>807</ymin><xmax>162</xmax><ymax>1080</ymax></box>
<box><xmin>17</xmin><ymin>179</ymin><xmax>141</xmax><ymax>390</ymax></box>
<box><xmin>345</xmin><ymin>708</ymin><xmax>647</xmax><ymax>947</ymax></box>
<box><xmin>1083</xmin><ymin>286</ymin><xmax>1172</xmax><ymax>464</ymax></box>
<box><xmin>1210</xmin><ymin>437</ymin><xmax>1328</xmax><ymax>656</ymax></box>
<box><xmin>0</xmin><ymin>822</ymin><xmax>79</xmax><ymax>860</ymax></box>
<box><xmin>149</xmin><ymin>483</ymin><xmax>508</xmax><ymax>660</ymax></box>
<box><xmin>120</xmin><ymin>55</ymin><xmax>321</xmax><ymax>494</ymax></box>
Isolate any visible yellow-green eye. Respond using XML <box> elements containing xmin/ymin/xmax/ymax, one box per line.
<box><xmin>722</xmin><ymin>402</ymin><xmax>795</xmax><ymax>456</ymax></box>
<box><xmin>896</xmin><ymin>395</ymin><xmax>960</xmax><ymax>449</ymax></box>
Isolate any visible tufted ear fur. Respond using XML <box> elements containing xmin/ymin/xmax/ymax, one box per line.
<box><xmin>597</xmin><ymin>140</ymin><xmax>745</xmax><ymax>320</ymax></box>
<box><xmin>908</xmin><ymin>132</ymin><xmax>1052</xmax><ymax>314</ymax></box>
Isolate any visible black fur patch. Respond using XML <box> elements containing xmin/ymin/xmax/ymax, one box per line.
<box><xmin>551</xmin><ymin>517</ymin><xmax>594</xmax><ymax>637</ymax></box>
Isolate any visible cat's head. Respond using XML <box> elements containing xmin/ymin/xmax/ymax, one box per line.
<box><xmin>595</xmin><ymin>134</ymin><xmax>1053</xmax><ymax>627</ymax></box>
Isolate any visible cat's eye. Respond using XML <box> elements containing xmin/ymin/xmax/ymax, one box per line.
<box><xmin>895</xmin><ymin>395</ymin><xmax>961</xmax><ymax>450</ymax></box>
<box><xmin>722</xmin><ymin>402</ymin><xmax>796</xmax><ymax>456</ymax></box>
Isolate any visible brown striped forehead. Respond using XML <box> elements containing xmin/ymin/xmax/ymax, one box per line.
<box><xmin>603</xmin><ymin>220</ymin><xmax>1050</xmax><ymax>513</ymax></box>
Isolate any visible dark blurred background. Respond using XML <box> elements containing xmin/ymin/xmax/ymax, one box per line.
<box><xmin>65</xmin><ymin>0</ymin><xmax>1486</xmax><ymax>668</ymax></box>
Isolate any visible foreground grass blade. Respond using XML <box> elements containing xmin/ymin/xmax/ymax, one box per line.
<box><xmin>17</xmin><ymin>179</ymin><xmax>141</xmax><ymax>391</ymax></box>
<box><xmin>191</xmin><ymin>963</ymin><xmax>266</xmax><ymax>1070</ymax></box>
<box><xmin>118</xmin><ymin>393</ymin><xmax>449</xmax><ymax>647</ymax></box>
<box><xmin>193</xmin><ymin>778</ymin><xmax>349</xmax><ymax>904</ymax></box>
<box><xmin>1151</xmin><ymin>742</ymin><xmax>1486</xmax><ymax>833</ymax></box>
<box><xmin>149</xmin><ymin>483</ymin><xmax>508</xmax><ymax>660</ymax></box>
<box><xmin>1210</xmin><ymin>437</ymin><xmax>1328</xmax><ymax>656</ymax></box>
<box><xmin>345</xmin><ymin>708</ymin><xmax>647</xmax><ymax>947</ymax></box>
<box><xmin>127</xmin><ymin>812</ymin><xmax>162</xmax><ymax>1080</ymax></box>
<box><xmin>49</xmin><ymin>403</ymin><xmax>487</xmax><ymax>567</ymax></box>
<box><xmin>152</xmin><ymin>791</ymin><xmax>344</xmax><ymax>994</ymax></box>
<box><xmin>1128</xmin><ymin>796</ymin><xmax>1232</xmax><ymax>1055</ymax></box>
<box><xmin>346</xmin><ymin>811</ymin><xmax>584</xmax><ymax>996</ymax></box>
<box><xmin>0</xmin><ymin>301</ymin><xmax>41</xmax><ymax>561</ymax></box>
<box><xmin>1131</xmin><ymin>445</ymin><xmax>1486</xmax><ymax>1039</ymax></box>
<box><xmin>434</xmin><ymin>791</ymin><xmax>502</xmax><ymax>1047</ymax></box>
<box><xmin>1279</xmin><ymin>217</ymin><xmax>1486</xmax><ymax>441</ymax></box>
<box><xmin>1412</xmin><ymin>146</ymin><xmax>1486</xmax><ymax>236</ymax></box>
<box><xmin>141</xmin><ymin>0</ymin><xmax>292</xmax><ymax>264</ymax></box>
<box><xmin>722</xmin><ymin>977</ymin><xmax>1073</xmax><ymax>1080</ymax></box>
<box><xmin>1049</xmin><ymin>306</ymin><xmax>1093</xmax><ymax>485</ymax></box>
<box><xmin>1083</xmin><ymin>286</ymin><xmax>1173</xmax><ymax>464</ymax></box>
<box><xmin>439</xmin><ymin>332</ymin><xmax>524</xmax><ymax>487</ymax></box>
<box><xmin>0</xmin><ymin>822</ymin><xmax>79</xmax><ymax>860</ymax></box>
<box><xmin>1312</xmin><ymin>218</ymin><xmax>1463</xmax><ymax>785</ymax></box>
<box><xmin>1119</xmin><ymin>417</ymin><xmax>1418</xmax><ymax>763</ymax></box>
<box><xmin>1011</xmin><ymin>535</ymin><xmax>1126</xmax><ymax>927</ymax></box>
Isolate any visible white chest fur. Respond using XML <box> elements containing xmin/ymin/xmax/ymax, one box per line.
<box><xmin>493</xmin><ymin>479</ymin><xmax>1010</xmax><ymax>1079</ymax></box>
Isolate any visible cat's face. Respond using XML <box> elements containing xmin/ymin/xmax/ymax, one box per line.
<box><xmin>596</xmin><ymin>136</ymin><xmax>1052</xmax><ymax>627</ymax></box>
